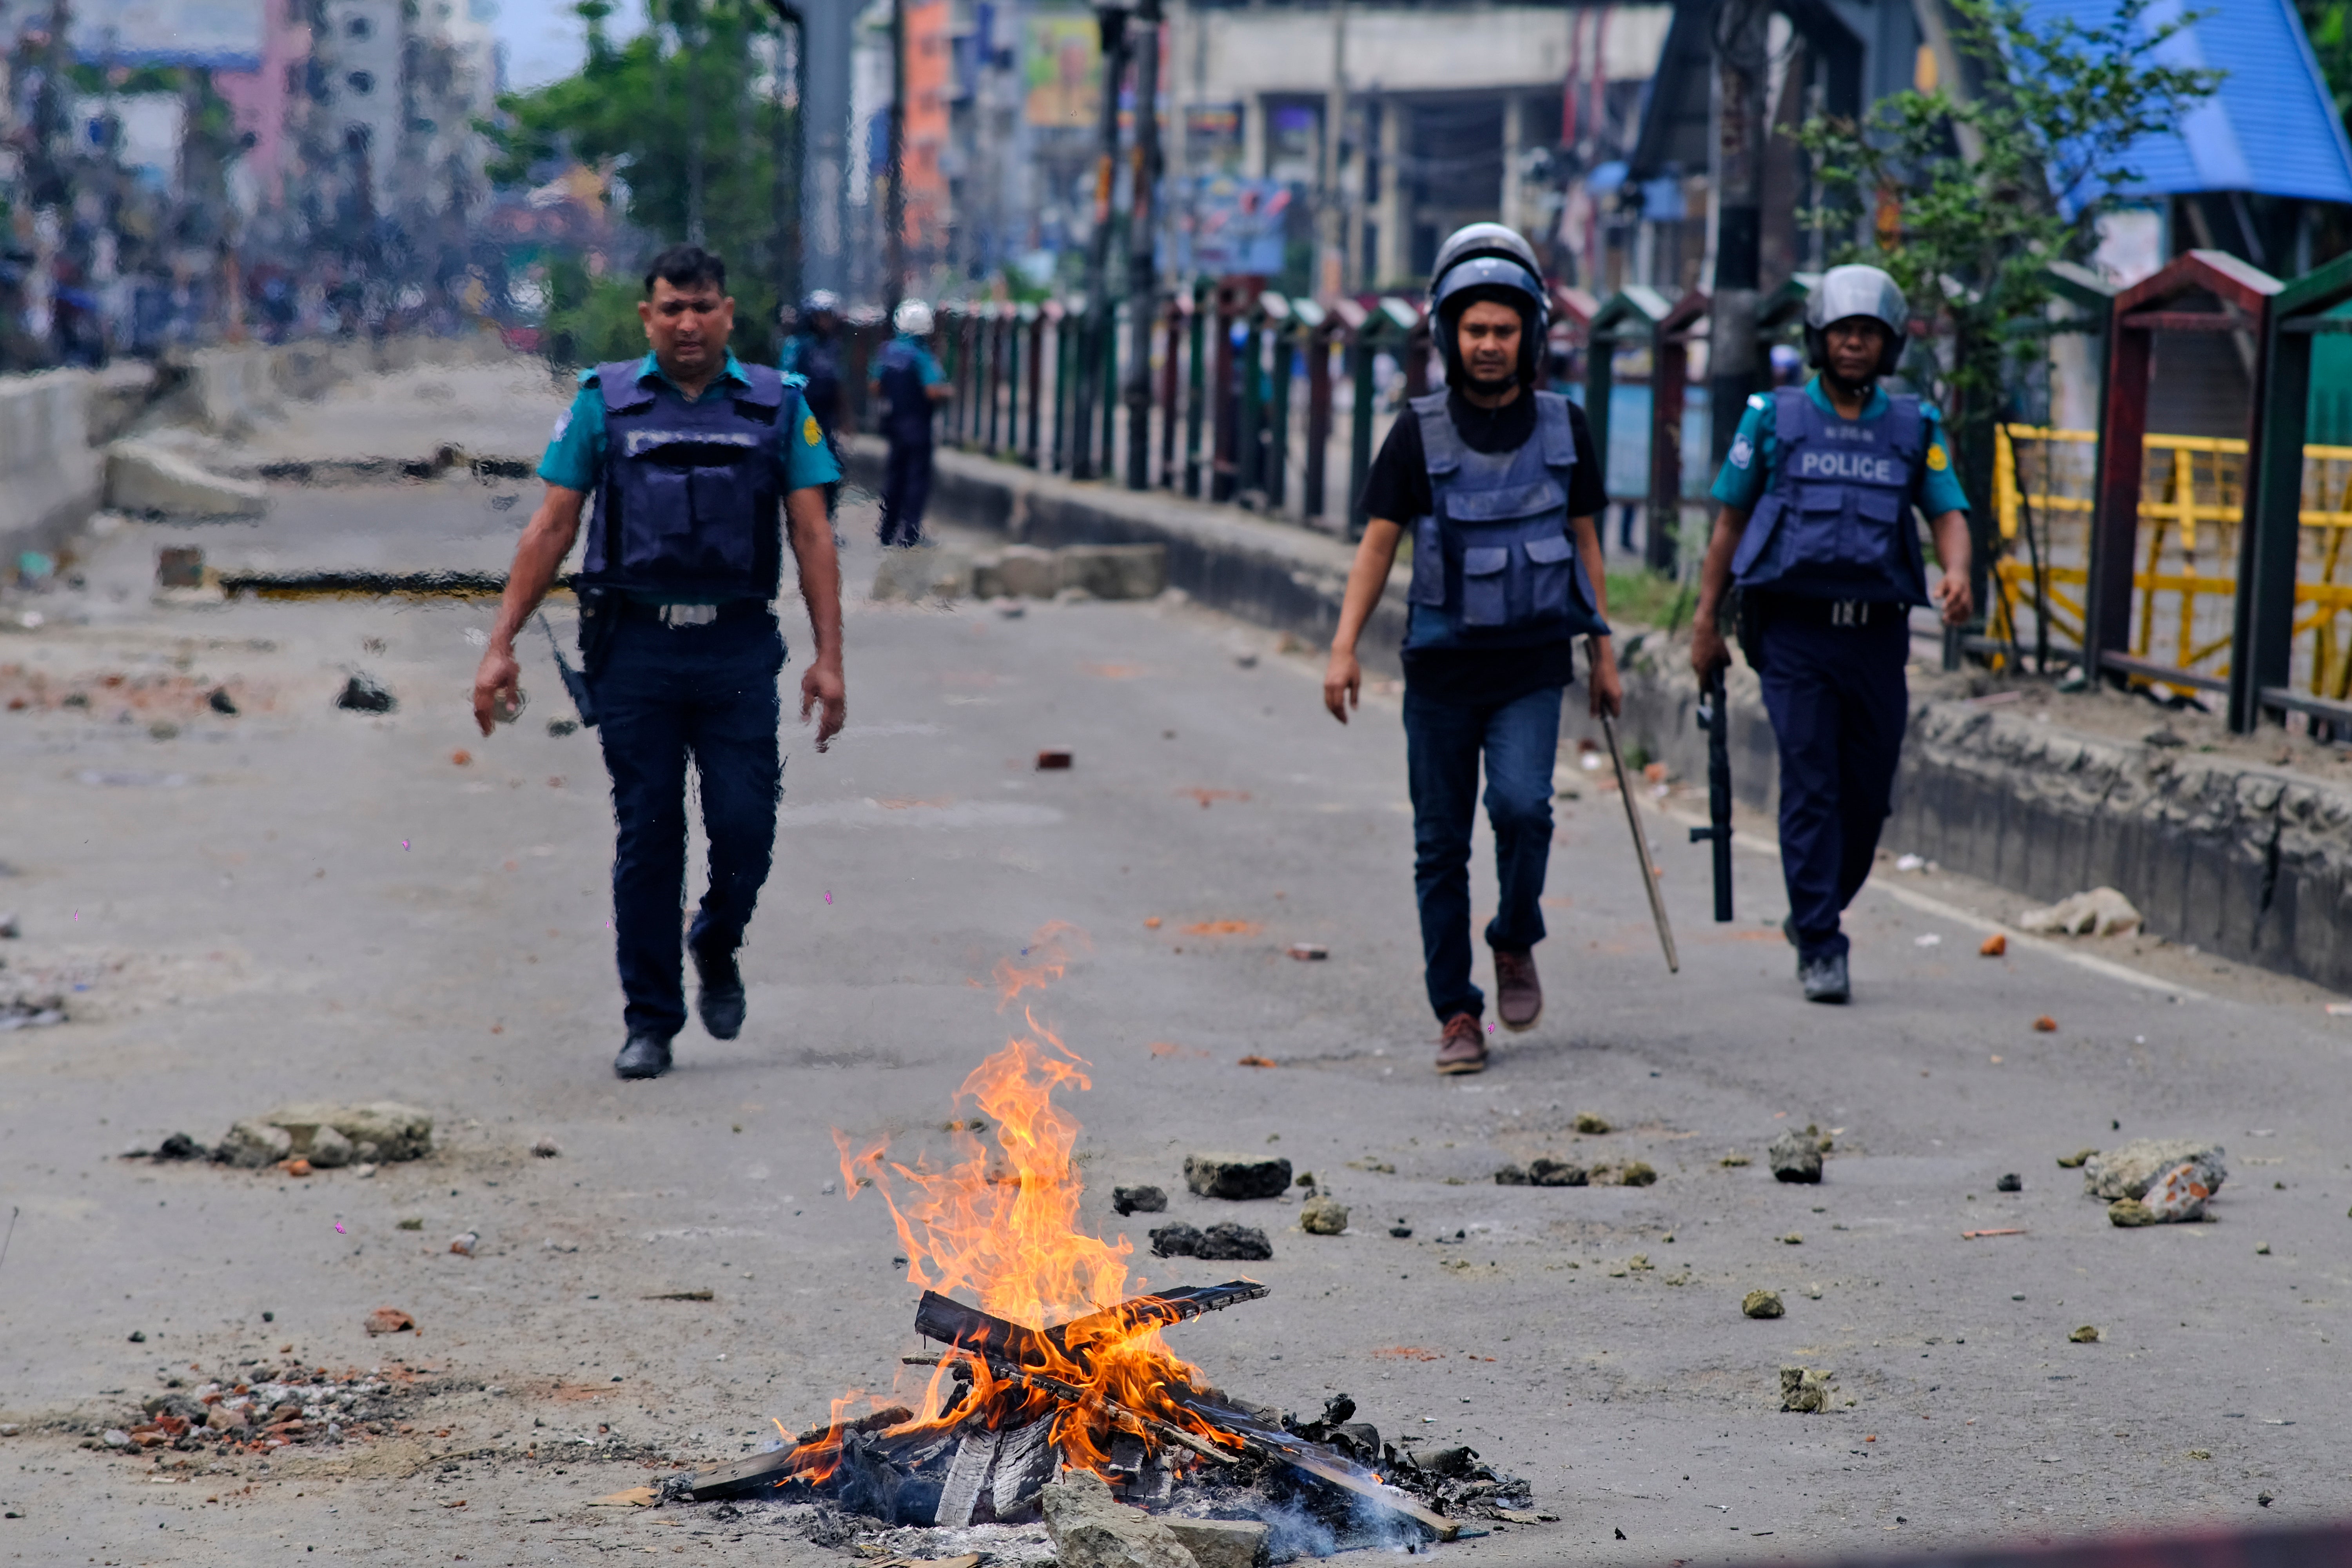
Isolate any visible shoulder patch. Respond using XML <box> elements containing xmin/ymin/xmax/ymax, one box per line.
<box><xmin>780</xmin><ymin>368</ymin><xmax>810</xmax><ymax>388</ymax></box>
<box><xmin>1926</xmin><ymin>441</ymin><xmax>1949</xmax><ymax>471</ymax></box>
<box><xmin>1728</xmin><ymin>433</ymin><xmax>1754</xmax><ymax>470</ymax></box>
<box><xmin>802</xmin><ymin>413</ymin><xmax>822</xmax><ymax>447</ymax></box>
<box><xmin>1746</xmin><ymin>393</ymin><xmax>1769</xmax><ymax>410</ymax></box>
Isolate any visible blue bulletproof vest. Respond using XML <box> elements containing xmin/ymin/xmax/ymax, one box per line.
<box><xmin>1730</xmin><ymin>387</ymin><xmax>1931</xmax><ymax>604</ymax></box>
<box><xmin>581</xmin><ymin>361</ymin><xmax>789</xmax><ymax>601</ymax></box>
<box><xmin>1403</xmin><ymin>390</ymin><xmax>1608</xmax><ymax>652</ymax></box>
<box><xmin>875</xmin><ymin>338</ymin><xmax>936</xmax><ymax>447</ymax></box>
<box><xmin>783</xmin><ymin>332</ymin><xmax>843</xmax><ymax>426</ymax></box>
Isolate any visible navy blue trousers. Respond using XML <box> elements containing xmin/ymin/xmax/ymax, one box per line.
<box><xmin>879</xmin><ymin>439</ymin><xmax>933</xmax><ymax>546</ymax></box>
<box><xmin>1403</xmin><ymin>682</ymin><xmax>1563</xmax><ymax>1023</ymax></box>
<box><xmin>592</xmin><ymin>613</ymin><xmax>786</xmax><ymax>1038</ymax></box>
<box><xmin>1755</xmin><ymin>614</ymin><xmax>1910</xmax><ymax>962</ymax></box>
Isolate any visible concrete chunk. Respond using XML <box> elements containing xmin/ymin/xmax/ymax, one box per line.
<box><xmin>1183</xmin><ymin>1151</ymin><xmax>1292</xmax><ymax>1200</ymax></box>
<box><xmin>1167</xmin><ymin>1518</ymin><xmax>1269</xmax><ymax>1568</ymax></box>
<box><xmin>870</xmin><ymin>544</ymin><xmax>973</xmax><ymax>603</ymax></box>
<box><xmin>979</xmin><ymin>544</ymin><xmax>1060</xmax><ymax>599</ymax></box>
<box><xmin>105</xmin><ymin>440</ymin><xmax>267</xmax><ymax>518</ymax></box>
<box><xmin>2082</xmin><ymin>1138</ymin><xmax>2225</xmax><ymax>1202</ymax></box>
<box><xmin>1058</xmin><ymin>543</ymin><xmax>1167</xmax><ymax>600</ymax></box>
<box><xmin>1039</xmin><ymin>1470</ymin><xmax>1198</xmax><ymax>1568</ymax></box>
<box><xmin>262</xmin><ymin>1102</ymin><xmax>434</xmax><ymax>1163</ymax></box>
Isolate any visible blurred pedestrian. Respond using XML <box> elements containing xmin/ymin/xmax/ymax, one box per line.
<box><xmin>870</xmin><ymin>298</ymin><xmax>951</xmax><ymax>548</ymax></box>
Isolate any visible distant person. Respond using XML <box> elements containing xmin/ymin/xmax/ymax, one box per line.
<box><xmin>870</xmin><ymin>298</ymin><xmax>951</xmax><ymax>547</ymax></box>
<box><xmin>779</xmin><ymin>290</ymin><xmax>848</xmax><ymax>438</ymax></box>
<box><xmin>1689</xmin><ymin>264</ymin><xmax>1973</xmax><ymax>1004</ymax></box>
<box><xmin>1321</xmin><ymin>223</ymin><xmax>1618</xmax><ymax>1076</ymax></box>
<box><xmin>468</xmin><ymin>243</ymin><xmax>847</xmax><ymax>1081</ymax></box>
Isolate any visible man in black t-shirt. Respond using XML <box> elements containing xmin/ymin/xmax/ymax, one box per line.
<box><xmin>1323</xmin><ymin>223</ymin><xmax>1619</xmax><ymax>1076</ymax></box>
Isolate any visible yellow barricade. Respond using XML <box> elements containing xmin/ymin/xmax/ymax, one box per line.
<box><xmin>1988</xmin><ymin>425</ymin><xmax>2352</xmax><ymax>696</ymax></box>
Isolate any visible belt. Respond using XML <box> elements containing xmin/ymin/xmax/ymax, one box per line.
<box><xmin>616</xmin><ymin>599</ymin><xmax>770</xmax><ymax>628</ymax></box>
<box><xmin>1755</xmin><ymin>594</ymin><xmax>1905</xmax><ymax>629</ymax></box>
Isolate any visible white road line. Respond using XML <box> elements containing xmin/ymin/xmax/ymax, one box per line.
<box><xmin>1646</xmin><ymin>797</ymin><xmax>2209</xmax><ymax>1002</ymax></box>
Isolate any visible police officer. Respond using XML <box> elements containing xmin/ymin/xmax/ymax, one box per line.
<box><xmin>469</xmin><ymin>244</ymin><xmax>848</xmax><ymax>1080</ymax></box>
<box><xmin>780</xmin><ymin>290</ymin><xmax>848</xmax><ymax>439</ymax></box>
<box><xmin>1323</xmin><ymin>223</ymin><xmax>1618</xmax><ymax>1076</ymax></box>
<box><xmin>869</xmin><ymin>298</ymin><xmax>951</xmax><ymax>547</ymax></box>
<box><xmin>1690</xmin><ymin>264</ymin><xmax>1974</xmax><ymax>1004</ymax></box>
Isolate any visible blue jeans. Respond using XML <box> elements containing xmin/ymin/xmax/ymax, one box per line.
<box><xmin>1755</xmin><ymin>613</ymin><xmax>1909</xmax><ymax>962</ymax></box>
<box><xmin>1403</xmin><ymin>682</ymin><xmax>1564</xmax><ymax>1023</ymax></box>
<box><xmin>880</xmin><ymin>439</ymin><xmax>933</xmax><ymax>546</ymax></box>
<box><xmin>592</xmin><ymin>613</ymin><xmax>786</xmax><ymax>1038</ymax></box>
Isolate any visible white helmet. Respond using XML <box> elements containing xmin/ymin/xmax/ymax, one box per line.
<box><xmin>1804</xmin><ymin>264</ymin><xmax>1907</xmax><ymax>378</ymax></box>
<box><xmin>893</xmin><ymin>298</ymin><xmax>935</xmax><ymax>337</ymax></box>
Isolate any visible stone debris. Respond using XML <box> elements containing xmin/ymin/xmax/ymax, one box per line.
<box><xmin>1996</xmin><ymin>1172</ymin><xmax>2023</xmax><ymax>1192</ymax></box>
<box><xmin>362</xmin><ymin>1307</ymin><xmax>416</xmax><ymax>1335</ymax></box>
<box><xmin>216</xmin><ymin>1120</ymin><xmax>294</xmax><ymax>1168</ymax></box>
<box><xmin>1149</xmin><ymin>1221</ymin><xmax>1272</xmax><ymax>1261</ymax></box>
<box><xmin>1299</xmin><ymin>1196</ymin><xmax>1349</xmax><ymax>1235</ymax></box>
<box><xmin>1286</xmin><ymin>943</ymin><xmax>1328</xmax><ymax>962</ymax></box>
<box><xmin>2056</xmin><ymin>1148</ymin><xmax>2098</xmax><ymax>1168</ymax></box>
<box><xmin>1779</xmin><ymin>1367</ymin><xmax>1834</xmax><ymax>1413</ymax></box>
<box><xmin>1979</xmin><ymin>932</ymin><xmax>2008</xmax><ymax>956</ymax></box>
<box><xmin>1572</xmin><ymin>1111</ymin><xmax>1611</xmax><ymax>1135</ymax></box>
<box><xmin>2018</xmin><ymin>887</ymin><xmax>2142</xmax><ymax>937</ymax></box>
<box><xmin>1036</xmin><ymin>749</ymin><xmax>1074</xmax><ymax>771</ymax></box>
<box><xmin>238</xmin><ymin>1102</ymin><xmax>434</xmax><ymax>1165</ymax></box>
<box><xmin>1165</xmin><ymin>1518</ymin><xmax>1270</xmax><ymax>1568</ymax></box>
<box><xmin>871</xmin><ymin>544</ymin><xmax>976</xmax><ymax>603</ymax></box>
<box><xmin>1038</xmin><ymin>1470</ymin><xmax>1199</xmax><ymax>1568</ymax></box>
<box><xmin>0</xmin><ymin>912</ymin><xmax>17</xmax><ymax>939</ymax></box>
<box><xmin>1768</xmin><ymin>1127</ymin><xmax>1826</xmax><ymax>1183</ymax></box>
<box><xmin>1719</xmin><ymin>1152</ymin><xmax>1752</xmax><ymax>1167</ymax></box>
<box><xmin>0</xmin><ymin>975</ymin><xmax>66</xmax><ymax>1030</ymax></box>
<box><xmin>2082</xmin><ymin>1139</ymin><xmax>2226</xmax><ymax>1203</ymax></box>
<box><xmin>2033</xmin><ymin>1015</ymin><xmax>2058</xmax><ymax>1033</ymax></box>
<box><xmin>1591</xmin><ymin>1160</ymin><xmax>1655</xmax><ymax>1187</ymax></box>
<box><xmin>449</xmin><ymin>1231</ymin><xmax>477</xmax><ymax>1257</ymax></box>
<box><xmin>1183</xmin><ymin>1152</ymin><xmax>1292</xmax><ymax>1200</ymax></box>
<box><xmin>1111</xmin><ymin>1185</ymin><xmax>1167</xmax><ymax>1216</ymax></box>
<box><xmin>1495</xmin><ymin>1158</ymin><xmax>1585</xmax><ymax>1187</ymax></box>
<box><xmin>531</xmin><ymin>1138</ymin><xmax>562</xmax><ymax>1158</ymax></box>
<box><xmin>1742</xmin><ymin>1289</ymin><xmax>1785</xmax><ymax>1319</ymax></box>
<box><xmin>2069</xmin><ymin>1325</ymin><xmax>2103</xmax><ymax>1343</ymax></box>
<box><xmin>335</xmin><ymin>673</ymin><xmax>397</xmax><ymax>713</ymax></box>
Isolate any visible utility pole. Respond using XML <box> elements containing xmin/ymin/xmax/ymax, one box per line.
<box><xmin>885</xmin><ymin>0</ymin><xmax>907</xmax><ymax>313</ymax></box>
<box><xmin>1317</xmin><ymin>0</ymin><xmax>1347</xmax><ymax>301</ymax></box>
<box><xmin>1123</xmin><ymin>0</ymin><xmax>1161</xmax><ymax>490</ymax></box>
<box><xmin>1072</xmin><ymin>0</ymin><xmax>1127</xmax><ymax>481</ymax></box>
<box><xmin>1707</xmin><ymin>0</ymin><xmax>1768</xmax><ymax>475</ymax></box>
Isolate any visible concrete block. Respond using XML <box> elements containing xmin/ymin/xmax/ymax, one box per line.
<box><xmin>1039</xmin><ymin>1471</ymin><xmax>1197</xmax><ymax>1568</ymax></box>
<box><xmin>1183</xmin><ymin>1151</ymin><xmax>1292</xmax><ymax>1200</ymax></box>
<box><xmin>987</xmin><ymin>544</ymin><xmax>1060</xmax><ymax>598</ymax></box>
<box><xmin>1167</xmin><ymin>1519</ymin><xmax>1269</xmax><ymax>1568</ymax></box>
<box><xmin>105</xmin><ymin>441</ymin><xmax>268</xmax><ymax>518</ymax></box>
<box><xmin>1058</xmin><ymin>543</ymin><xmax>1168</xmax><ymax>599</ymax></box>
<box><xmin>870</xmin><ymin>544</ymin><xmax>973</xmax><ymax>602</ymax></box>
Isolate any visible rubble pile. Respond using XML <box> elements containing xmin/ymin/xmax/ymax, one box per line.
<box><xmin>83</xmin><ymin>1362</ymin><xmax>422</xmax><ymax>1458</ymax></box>
<box><xmin>125</xmin><ymin>1102</ymin><xmax>434</xmax><ymax>1171</ymax></box>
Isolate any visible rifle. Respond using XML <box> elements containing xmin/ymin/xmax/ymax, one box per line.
<box><xmin>1688</xmin><ymin>666</ymin><xmax>1733</xmax><ymax>922</ymax></box>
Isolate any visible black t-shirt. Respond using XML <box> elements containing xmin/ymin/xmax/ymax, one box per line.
<box><xmin>1359</xmin><ymin>388</ymin><xmax>1610</xmax><ymax>706</ymax></box>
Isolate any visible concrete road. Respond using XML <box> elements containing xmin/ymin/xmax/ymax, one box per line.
<box><xmin>0</xmin><ymin>481</ymin><xmax>2345</xmax><ymax>1567</ymax></box>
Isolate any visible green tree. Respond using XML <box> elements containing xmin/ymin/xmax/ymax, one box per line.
<box><xmin>1795</xmin><ymin>0</ymin><xmax>2220</xmax><ymax>592</ymax></box>
<box><xmin>493</xmin><ymin>0</ymin><xmax>799</xmax><ymax>366</ymax></box>
<box><xmin>2301</xmin><ymin>1</ymin><xmax>2352</xmax><ymax>132</ymax></box>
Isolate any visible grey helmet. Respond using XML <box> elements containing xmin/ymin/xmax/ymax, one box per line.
<box><xmin>1427</xmin><ymin>222</ymin><xmax>1549</xmax><ymax>387</ymax></box>
<box><xmin>800</xmin><ymin>289</ymin><xmax>842</xmax><ymax>318</ymax></box>
<box><xmin>893</xmin><ymin>298</ymin><xmax>935</xmax><ymax>337</ymax></box>
<box><xmin>1803</xmin><ymin>264</ymin><xmax>1908</xmax><ymax>379</ymax></box>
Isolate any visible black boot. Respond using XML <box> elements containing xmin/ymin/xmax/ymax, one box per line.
<box><xmin>693</xmin><ymin>946</ymin><xmax>747</xmax><ymax>1040</ymax></box>
<box><xmin>613</xmin><ymin>1031</ymin><xmax>674</xmax><ymax>1080</ymax></box>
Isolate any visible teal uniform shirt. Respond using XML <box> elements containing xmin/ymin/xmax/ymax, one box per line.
<box><xmin>537</xmin><ymin>349</ymin><xmax>843</xmax><ymax>495</ymax></box>
<box><xmin>1709</xmin><ymin>377</ymin><xmax>1969</xmax><ymax>517</ymax></box>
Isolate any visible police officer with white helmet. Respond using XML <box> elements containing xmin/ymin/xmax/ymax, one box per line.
<box><xmin>1690</xmin><ymin>264</ymin><xmax>1975</xmax><ymax>1004</ymax></box>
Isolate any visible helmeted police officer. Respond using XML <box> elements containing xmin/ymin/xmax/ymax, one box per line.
<box><xmin>780</xmin><ymin>290</ymin><xmax>847</xmax><ymax>440</ymax></box>
<box><xmin>1323</xmin><ymin>223</ymin><xmax>1619</xmax><ymax>1075</ymax></box>
<box><xmin>1690</xmin><ymin>263</ymin><xmax>1975</xmax><ymax>1004</ymax></box>
<box><xmin>869</xmin><ymin>298</ymin><xmax>951</xmax><ymax>548</ymax></box>
<box><xmin>470</xmin><ymin>244</ymin><xmax>848</xmax><ymax>1080</ymax></box>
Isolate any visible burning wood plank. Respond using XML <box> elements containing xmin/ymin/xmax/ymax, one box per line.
<box><xmin>913</xmin><ymin>1280</ymin><xmax>1269</xmax><ymax>1370</ymax></box>
<box><xmin>672</xmin><ymin>1404</ymin><xmax>914</xmax><ymax>1503</ymax></box>
<box><xmin>1175</xmin><ymin>1393</ymin><xmax>1462</xmax><ymax>1542</ymax></box>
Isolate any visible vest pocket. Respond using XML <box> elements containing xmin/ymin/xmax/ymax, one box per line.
<box><xmin>622</xmin><ymin>466</ymin><xmax>697</xmax><ymax>570</ymax></box>
<box><xmin>1844</xmin><ymin>488</ymin><xmax>1904</xmax><ymax>573</ymax></box>
<box><xmin>1460</xmin><ymin>546</ymin><xmax>1510</xmax><ymax>626</ymax></box>
<box><xmin>1523</xmin><ymin>531</ymin><xmax>1577</xmax><ymax>621</ymax></box>
<box><xmin>1408</xmin><ymin>517</ymin><xmax>1447</xmax><ymax>606</ymax></box>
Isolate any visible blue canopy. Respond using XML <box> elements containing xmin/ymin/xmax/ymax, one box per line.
<box><xmin>2027</xmin><ymin>0</ymin><xmax>2352</xmax><ymax>207</ymax></box>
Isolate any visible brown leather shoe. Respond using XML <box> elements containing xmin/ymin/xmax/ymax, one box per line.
<box><xmin>1494</xmin><ymin>948</ymin><xmax>1542</xmax><ymax>1032</ymax></box>
<box><xmin>1434</xmin><ymin>1013</ymin><xmax>1489</xmax><ymax>1075</ymax></box>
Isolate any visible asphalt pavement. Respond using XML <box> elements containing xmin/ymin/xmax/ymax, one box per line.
<box><xmin>0</xmin><ymin>473</ymin><xmax>2345</xmax><ymax>1565</ymax></box>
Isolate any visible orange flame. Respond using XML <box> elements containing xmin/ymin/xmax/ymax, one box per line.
<box><xmin>828</xmin><ymin>925</ymin><xmax>1237</xmax><ymax>1474</ymax></box>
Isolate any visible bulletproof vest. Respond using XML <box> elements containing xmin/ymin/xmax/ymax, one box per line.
<box><xmin>1403</xmin><ymin>389</ymin><xmax>1608</xmax><ymax>652</ymax></box>
<box><xmin>581</xmin><ymin>361</ymin><xmax>788</xmax><ymax>601</ymax></box>
<box><xmin>1731</xmin><ymin>386</ymin><xmax>1931</xmax><ymax>604</ymax></box>
<box><xmin>875</xmin><ymin>338</ymin><xmax>936</xmax><ymax>446</ymax></box>
<box><xmin>787</xmin><ymin>332</ymin><xmax>843</xmax><ymax>424</ymax></box>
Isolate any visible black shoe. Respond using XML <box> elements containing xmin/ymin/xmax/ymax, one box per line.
<box><xmin>693</xmin><ymin>946</ymin><xmax>746</xmax><ymax>1040</ymax></box>
<box><xmin>1799</xmin><ymin>951</ymin><xmax>1851</xmax><ymax>1004</ymax></box>
<box><xmin>613</xmin><ymin>1031</ymin><xmax>674</xmax><ymax>1080</ymax></box>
